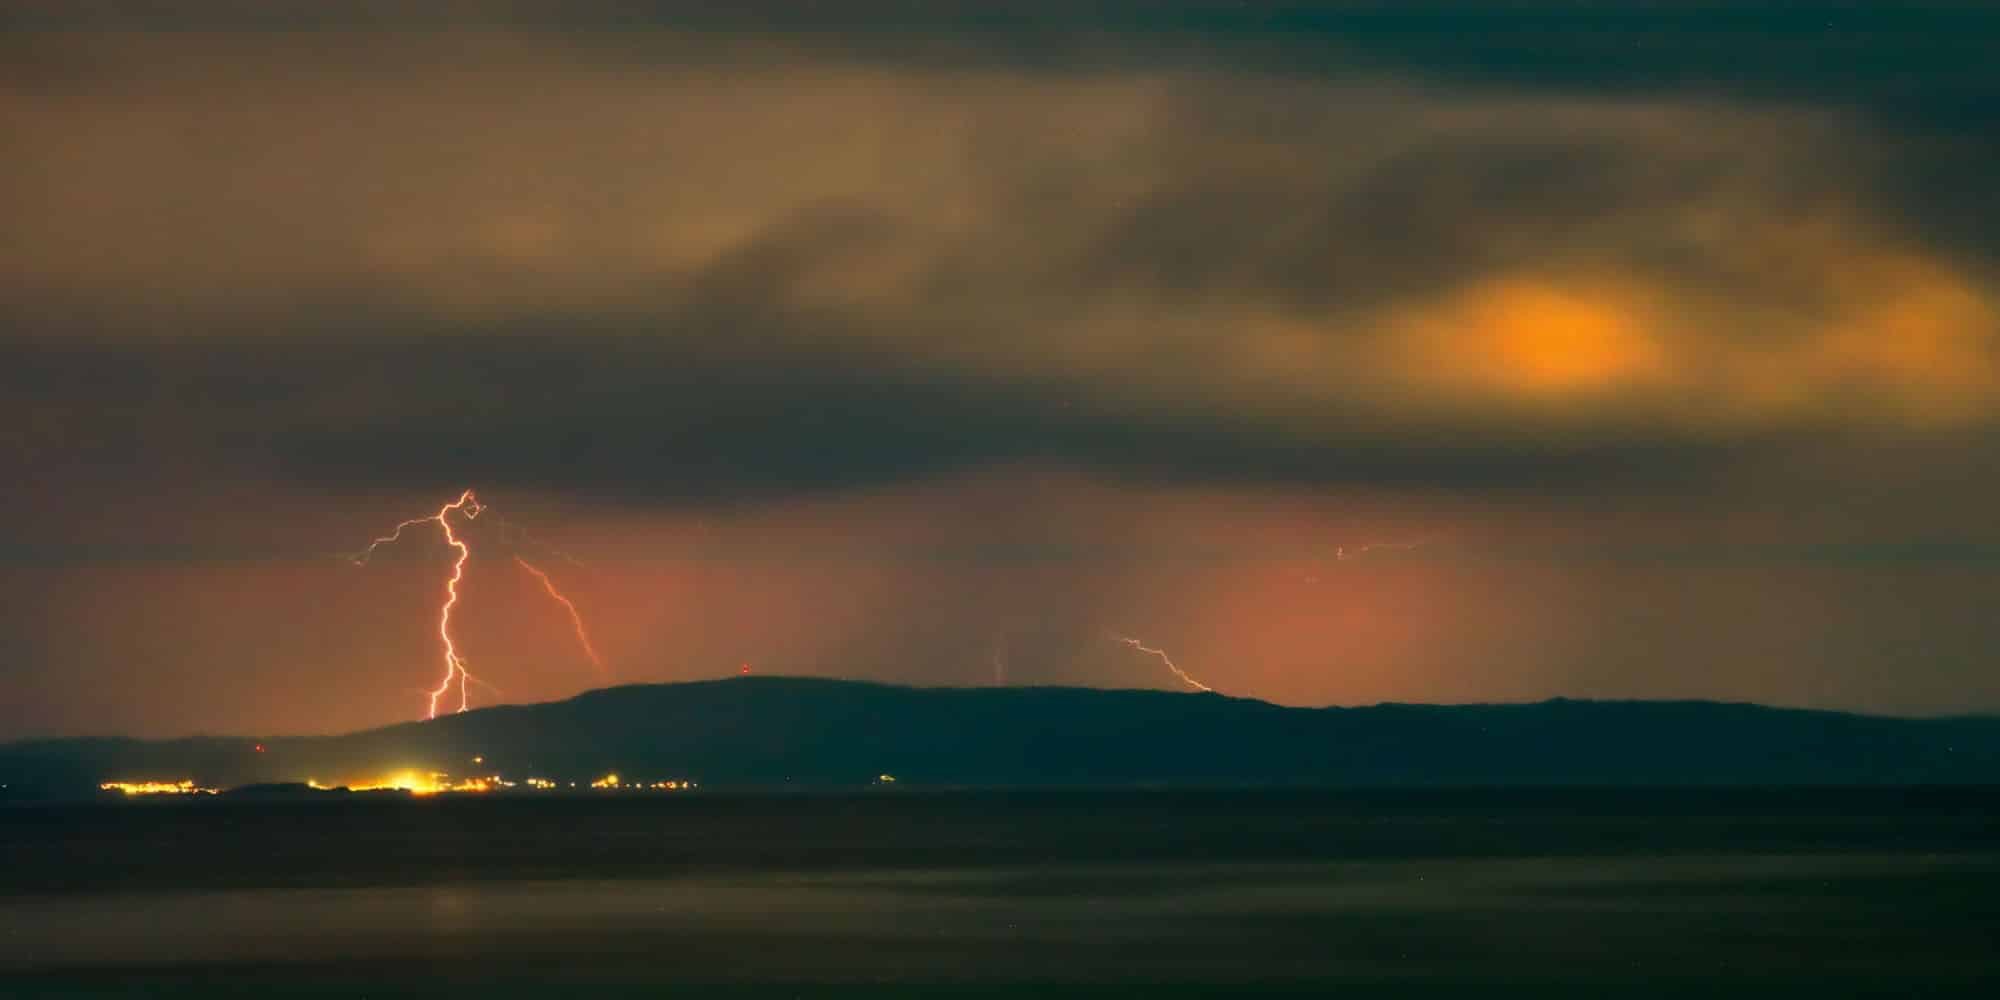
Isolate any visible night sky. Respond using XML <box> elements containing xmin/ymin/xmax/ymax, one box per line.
<box><xmin>4</xmin><ymin>3</ymin><xmax>1998</xmax><ymax>738</ymax></box>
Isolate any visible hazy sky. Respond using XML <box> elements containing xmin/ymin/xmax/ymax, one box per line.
<box><xmin>5</xmin><ymin>3</ymin><xmax>1999</xmax><ymax>737</ymax></box>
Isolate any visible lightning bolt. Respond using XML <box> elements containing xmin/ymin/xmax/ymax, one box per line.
<box><xmin>352</xmin><ymin>491</ymin><xmax>485</xmax><ymax>717</ymax></box>
<box><xmin>1108</xmin><ymin>633</ymin><xmax>1215</xmax><ymax>693</ymax></box>
<box><xmin>416</xmin><ymin>490</ymin><xmax>482</xmax><ymax>719</ymax></box>
<box><xmin>1335</xmin><ymin>537</ymin><xmax>1434</xmax><ymax>561</ymax></box>
<box><xmin>354</xmin><ymin>489</ymin><xmax>605</xmax><ymax>721</ymax></box>
<box><xmin>515</xmin><ymin>556</ymin><xmax>608</xmax><ymax>680</ymax></box>
<box><xmin>492</xmin><ymin>514</ymin><xmax>587</xmax><ymax>569</ymax></box>
<box><xmin>1105</xmin><ymin>538</ymin><xmax>1438</xmax><ymax>692</ymax></box>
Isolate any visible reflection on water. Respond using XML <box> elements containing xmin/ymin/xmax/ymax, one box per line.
<box><xmin>5</xmin><ymin>854</ymin><xmax>1997</xmax><ymax>985</ymax></box>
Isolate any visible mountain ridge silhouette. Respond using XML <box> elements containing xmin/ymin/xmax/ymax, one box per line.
<box><xmin>6</xmin><ymin>676</ymin><xmax>1998</xmax><ymax>798</ymax></box>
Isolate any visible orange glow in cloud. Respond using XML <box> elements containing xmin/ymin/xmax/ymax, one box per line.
<box><xmin>1400</xmin><ymin>278</ymin><xmax>1668</xmax><ymax>399</ymax></box>
<box><xmin>1810</xmin><ymin>254</ymin><xmax>1998</xmax><ymax>423</ymax></box>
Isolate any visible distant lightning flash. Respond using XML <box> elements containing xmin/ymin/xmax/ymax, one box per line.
<box><xmin>492</xmin><ymin>514</ymin><xmax>587</xmax><ymax>568</ymax></box>
<box><xmin>515</xmin><ymin>556</ymin><xmax>607</xmax><ymax>680</ymax></box>
<box><xmin>1108</xmin><ymin>633</ymin><xmax>1215</xmax><ymax>693</ymax></box>
<box><xmin>1336</xmin><ymin>537</ymin><xmax>1434</xmax><ymax>561</ymax></box>
<box><xmin>353</xmin><ymin>489</ymin><xmax>605</xmax><ymax>720</ymax></box>
<box><xmin>1101</xmin><ymin>538</ymin><xmax>1438</xmax><ymax>692</ymax></box>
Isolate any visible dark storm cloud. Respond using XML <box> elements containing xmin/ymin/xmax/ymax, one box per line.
<box><xmin>13</xmin><ymin>3</ymin><xmax>1994</xmax><ymax>125</ymax></box>
<box><xmin>4</xmin><ymin>327</ymin><xmax>1764</xmax><ymax>507</ymax></box>
<box><xmin>1</xmin><ymin>3</ymin><xmax>1996</xmax><ymax>505</ymax></box>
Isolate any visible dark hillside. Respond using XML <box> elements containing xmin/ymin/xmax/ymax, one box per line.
<box><xmin>5</xmin><ymin>677</ymin><xmax>1999</xmax><ymax>798</ymax></box>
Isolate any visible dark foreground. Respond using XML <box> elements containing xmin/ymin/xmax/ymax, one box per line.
<box><xmin>4</xmin><ymin>788</ymin><xmax>1998</xmax><ymax>996</ymax></box>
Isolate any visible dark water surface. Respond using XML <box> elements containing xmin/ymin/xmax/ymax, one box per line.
<box><xmin>4</xmin><ymin>789</ymin><xmax>1997</xmax><ymax>995</ymax></box>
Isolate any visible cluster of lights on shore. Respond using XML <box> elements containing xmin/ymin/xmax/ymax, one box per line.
<box><xmin>99</xmin><ymin>780</ymin><xmax>219</xmax><ymax>796</ymax></box>
<box><xmin>103</xmin><ymin>773</ymin><xmax>698</xmax><ymax>796</ymax></box>
<box><xmin>104</xmin><ymin>757</ymin><xmax>699</xmax><ymax>797</ymax></box>
<box><xmin>307</xmin><ymin>771</ymin><xmax>700</xmax><ymax>795</ymax></box>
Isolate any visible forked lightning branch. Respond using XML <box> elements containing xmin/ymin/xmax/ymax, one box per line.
<box><xmin>352</xmin><ymin>490</ymin><xmax>605</xmax><ymax>720</ymax></box>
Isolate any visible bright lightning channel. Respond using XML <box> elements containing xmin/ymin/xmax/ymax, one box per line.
<box><xmin>354</xmin><ymin>489</ymin><xmax>604</xmax><ymax>720</ymax></box>
<box><xmin>351</xmin><ymin>488</ymin><xmax>485</xmax><ymax>719</ymax></box>
<box><xmin>1108</xmin><ymin>633</ymin><xmax>1215</xmax><ymax>693</ymax></box>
